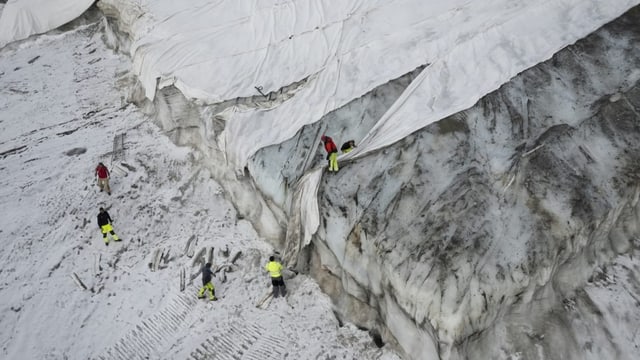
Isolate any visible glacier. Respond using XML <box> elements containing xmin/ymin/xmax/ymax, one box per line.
<box><xmin>2</xmin><ymin>1</ymin><xmax>640</xmax><ymax>359</ymax></box>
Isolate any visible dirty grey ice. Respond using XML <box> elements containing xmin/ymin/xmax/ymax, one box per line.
<box><xmin>123</xmin><ymin>6</ymin><xmax>640</xmax><ymax>360</ymax></box>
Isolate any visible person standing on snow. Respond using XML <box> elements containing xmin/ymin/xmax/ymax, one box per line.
<box><xmin>95</xmin><ymin>162</ymin><xmax>111</xmax><ymax>195</ymax></box>
<box><xmin>97</xmin><ymin>207</ymin><xmax>120</xmax><ymax>246</ymax></box>
<box><xmin>265</xmin><ymin>256</ymin><xmax>286</xmax><ymax>298</ymax></box>
<box><xmin>321</xmin><ymin>135</ymin><xmax>339</xmax><ymax>172</ymax></box>
<box><xmin>197</xmin><ymin>262</ymin><xmax>217</xmax><ymax>301</ymax></box>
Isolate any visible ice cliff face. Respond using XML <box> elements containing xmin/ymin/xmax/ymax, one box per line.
<box><xmin>299</xmin><ymin>9</ymin><xmax>640</xmax><ymax>359</ymax></box>
<box><xmin>97</xmin><ymin>4</ymin><xmax>640</xmax><ymax>360</ymax></box>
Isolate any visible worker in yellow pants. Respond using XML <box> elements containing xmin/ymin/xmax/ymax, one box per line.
<box><xmin>321</xmin><ymin>135</ymin><xmax>339</xmax><ymax>172</ymax></box>
<box><xmin>328</xmin><ymin>152</ymin><xmax>339</xmax><ymax>172</ymax></box>
<box><xmin>341</xmin><ymin>140</ymin><xmax>356</xmax><ymax>154</ymax></box>
<box><xmin>97</xmin><ymin>207</ymin><xmax>120</xmax><ymax>246</ymax></box>
<box><xmin>197</xmin><ymin>262</ymin><xmax>217</xmax><ymax>301</ymax></box>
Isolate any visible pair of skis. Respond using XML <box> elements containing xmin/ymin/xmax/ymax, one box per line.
<box><xmin>255</xmin><ymin>289</ymin><xmax>291</xmax><ymax>309</ymax></box>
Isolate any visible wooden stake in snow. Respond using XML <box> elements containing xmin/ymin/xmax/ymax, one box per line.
<box><xmin>111</xmin><ymin>132</ymin><xmax>126</xmax><ymax>164</ymax></box>
<box><xmin>191</xmin><ymin>247</ymin><xmax>206</xmax><ymax>268</ymax></box>
<box><xmin>230</xmin><ymin>251</ymin><xmax>242</xmax><ymax>265</ymax></box>
<box><xmin>255</xmin><ymin>291</ymin><xmax>273</xmax><ymax>309</ymax></box>
<box><xmin>219</xmin><ymin>267</ymin><xmax>227</xmax><ymax>283</ymax></box>
<box><xmin>189</xmin><ymin>249</ymin><xmax>204</xmax><ymax>284</ymax></box>
<box><xmin>206</xmin><ymin>246</ymin><xmax>214</xmax><ymax>265</ymax></box>
<box><xmin>150</xmin><ymin>248</ymin><xmax>165</xmax><ymax>272</ymax></box>
<box><xmin>184</xmin><ymin>235</ymin><xmax>196</xmax><ymax>257</ymax></box>
<box><xmin>163</xmin><ymin>248</ymin><xmax>171</xmax><ymax>264</ymax></box>
<box><xmin>179</xmin><ymin>267</ymin><xmax>186</xmax><ymax>292</ymax></box>
<box><xmin>93</xmin><ymin>253</ymin><xmax>102</xmax><ymax>275</ymax></box>
<box><xmin>71</xmin><ymin>272</ymin><xmax>87</xmax><ymax>290</ymax></box>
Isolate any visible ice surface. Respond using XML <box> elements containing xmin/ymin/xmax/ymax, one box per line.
<box><xmin>306</xmin><ymin>9</ymin><xmax>640</xmax><ymax>358</ymax></box>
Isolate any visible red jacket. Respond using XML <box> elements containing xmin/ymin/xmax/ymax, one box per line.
<box><xmin>321</xmin><ymin>136</ymin><xmax>337</xmax><ymax>153</ymax></box>
<box><xmin>96</xmin><ymin>165</ymin><xmax>109</xmax><ymax>179</ymax></box>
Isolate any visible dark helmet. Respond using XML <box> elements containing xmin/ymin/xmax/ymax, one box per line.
<box><xmin>269</xmin><ymin>256</ymin><xmax>275</xmax><ymax>261</ymax></box>
<box><xmin>205</xmin><ymin>262</ymin><xmax>212</xmax><ymax>268</ymax></box>
<box><xmin>99</xmin><ymin>207</ymin><xmax>105</xmax><ymax>211</ymax></box>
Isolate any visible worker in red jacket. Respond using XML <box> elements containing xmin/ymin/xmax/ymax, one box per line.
<box><xmin>321</xmin><ymin>135</ymin><xmax>339</xmax><ymax>172</ymax></box>
<box><xmin>95</xmin><ymin>162</ymin><xmax>111</xmax><ymax>195</ymax></box>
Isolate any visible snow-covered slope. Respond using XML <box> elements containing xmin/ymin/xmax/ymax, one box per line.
<box><xmin>0</xmin><ymin>16</ymin><xmax>400</xmax><ymax>360</ymax></box>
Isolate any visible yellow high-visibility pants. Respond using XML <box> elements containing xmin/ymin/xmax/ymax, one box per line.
<box><xmin>198</xmin><ymin>282</ymin><xmax>216</xmax><ymax>300</ymax></box>
<box><xmin>329</xmin><ymin>152</ymin><xmax>339</xmax><ymax>172</ymax></box>
<box><xmin>100</xmin><ymin>224</ymin><xmax>119</xmax><ymax>243</ymax></box>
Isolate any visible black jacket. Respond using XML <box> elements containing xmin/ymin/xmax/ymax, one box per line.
<box><xmin>202</xmin><ymin>266</ymin><xmax>213</xmax><ymax>285</ymax></box>
<box><xmin>97</xmin><ymin>211</ymin><xmax>112</xmax><ymax>227</ymax></box>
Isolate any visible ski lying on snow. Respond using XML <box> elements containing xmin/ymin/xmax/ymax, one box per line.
<box><xmin>255</xmin><ymin>291</ymin><xmax>273</xmax><ymax>309</ymax></box>
<box><xmin>93</xmin><ymin>252</ymin><xmax>102</xmax><ymax>275</ymax></box>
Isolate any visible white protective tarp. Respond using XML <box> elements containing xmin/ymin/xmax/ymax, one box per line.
<box><xmin>349</xmin><ymin>0</ymin><xmax>640</xmax><ymax>158</ymax></box>
<box><xmin>0</xmin><ymin>0</ymin><xmax>95</xmax><ymax>49</ymax></box>
<box><xmin>100</xmin><ymin>0</ymin><xmax>639</xmax><ymax>251</ymax></box>
<box><xmin>112</xmin><ymin>0</ymin><xmax>639</xmax><ymax>172</ymax></box>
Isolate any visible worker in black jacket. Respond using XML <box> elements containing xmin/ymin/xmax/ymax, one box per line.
<box><xmin>197</xmin><ymin>262</ymin><xmax>217</xmax><ymax>301</ymax></box>
<box><xmin>341</xmin><ymin>140</ymin><xmax>356</xmax><ymax>153</ymax></box>
<box><xmin>97</xmin><ymin>207</ymin><xmax>120</xmax><ymax>246</ymax></box>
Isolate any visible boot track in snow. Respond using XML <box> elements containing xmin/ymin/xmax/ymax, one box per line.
<box><xmin>189</xmin><ymin>322</ymin><xmax>287</xmax><ymax>360</ymax></box>
<box><xmin>97</xmin><ymin>293</ymin><xmax>198</xmax><ymax>360</ymax></box>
